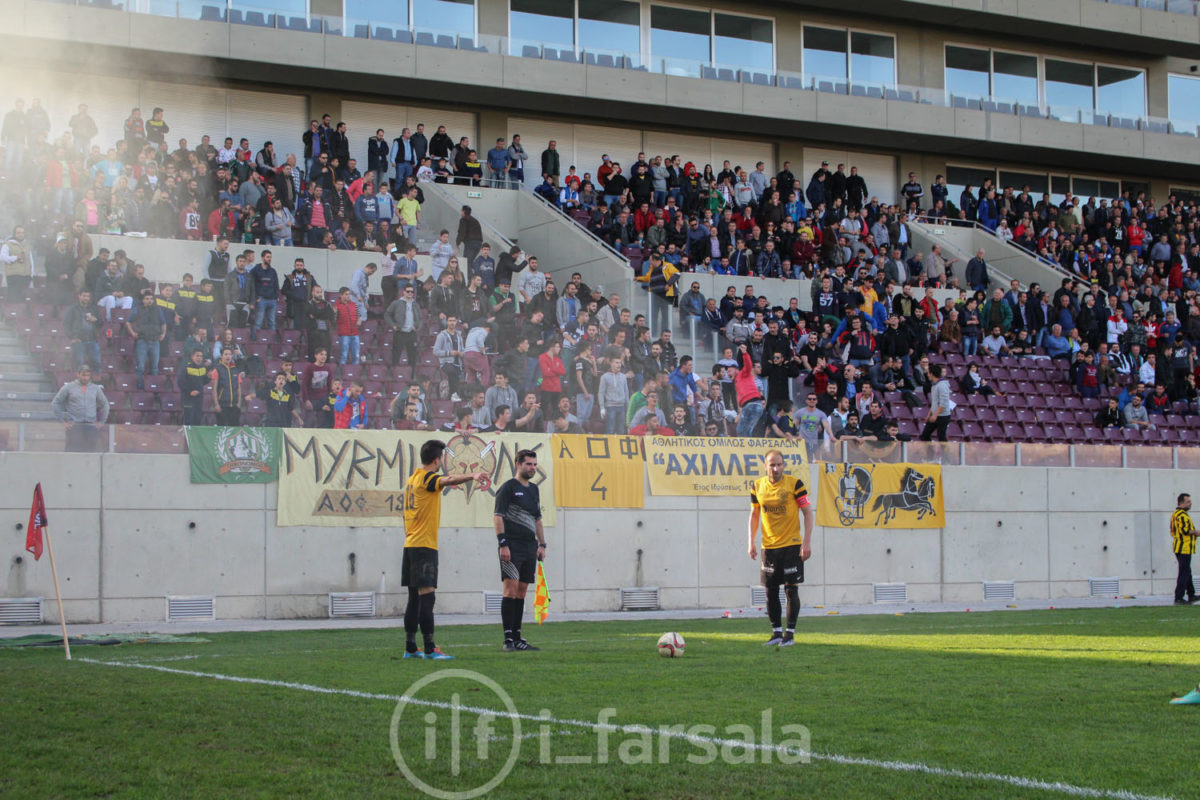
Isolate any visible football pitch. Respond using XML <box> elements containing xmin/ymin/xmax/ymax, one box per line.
<box><xmin>1</xmin><ymin>606</ymin><xmax>1197</xmax><ymax>799</ymax></box>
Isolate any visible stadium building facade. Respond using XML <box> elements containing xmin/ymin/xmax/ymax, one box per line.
<box><xmin>4</xmin><ymin>0</ymin><xmax>1200</xmax><ymax>207</ymax></box>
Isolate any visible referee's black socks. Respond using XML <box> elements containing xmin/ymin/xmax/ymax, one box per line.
<box><xmin>513</xmin><ymin>597</ymin><xmax>525</xmax><ymax>642</ymax></box>
<box><xmin>501</xmin><ymin>596</ymin><xmax>516</xmax><ymax>642</ymax></box>
<box><xmin>501</xmin><ymin>597</ymin><xmax>527</xmax><ymax>642</ymax></box>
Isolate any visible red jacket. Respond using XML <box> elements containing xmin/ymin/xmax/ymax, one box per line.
<box><xmin>334</xmin><ymin>299</ymin><xmax>359</xmax><ymax>336</ymax></box>
<box><xmin>538</xmin><ymin>352</ymin><xmax>565</xmax><ymax>392</ymax></box>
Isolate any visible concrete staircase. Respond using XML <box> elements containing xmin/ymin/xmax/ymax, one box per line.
<box><xmin>907</xmin><ymin>218</ymin><xmax>1070</xmax><ymax>292</ymax></box>
<box><xmin>0</xmin><ymin>320</ymin><xmax>57</xmax><ymax>422</ymax></box>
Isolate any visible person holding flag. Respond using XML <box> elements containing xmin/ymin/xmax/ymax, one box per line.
<box><xmin>493</xmin><ymin>448</ymin><xmax>546</xmax><ymax>651</ymax></box>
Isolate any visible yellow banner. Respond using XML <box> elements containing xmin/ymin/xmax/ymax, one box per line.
<box><xmin>817</xmin><ymin>462</ymin><xmax>944</xmax><ymax>529</ymax></box>
<box><xmin>644</xmin><ymin>436</ymin><xmax>808</xmax><ymax>496</ymax></box>
<box><xmin>552</xmin><ymin>434</ymin><xmax>645</xmax><ymax>508</ymax></box>
<box><xmin>277</xmin><ymin>430</ymin><xmax>554</xmax><ymax>528</ymax></box>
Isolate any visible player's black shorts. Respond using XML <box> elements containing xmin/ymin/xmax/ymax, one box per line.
<box><xmin>761</xmin><ymin>544</ymin><xmax>804</xmax><ymax>588</ymax></box>
<box><xmin>499</xmin><ymin>540</ymin><xmax>538</xmax><ymax>584</ymax></box>
<box><xmin>401</xmin><ymin>547</ymin><xmax>438</xmax><ymax>589</ymax></box>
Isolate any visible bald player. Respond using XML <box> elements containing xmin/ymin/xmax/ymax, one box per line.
<box><xmin>748</xmin><ymin>449</ymin><xmax>815</xmax><ymax>647</ymax></box>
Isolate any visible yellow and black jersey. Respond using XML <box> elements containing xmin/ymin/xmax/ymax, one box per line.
<box><xmin>1171</xmin><ymin>508</ymin><xmax>1196</xmax><ymax>555</ymax></box>
<box><xmin>404</xmin><ymin>468</ymin><xmax>445</xmax><ymax>549</ymax></box>
<box><xmin>751</xmin><ymin>474</ymin><xmax>810</xmax><ymax>550</ymax></box>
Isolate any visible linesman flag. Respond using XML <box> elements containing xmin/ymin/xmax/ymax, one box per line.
<box><xmin>534</xmin><ymin>561</ymin><xmax>551</xmax><ymax>624</ymax></box>
<box><xmin>26</xmin><ymin>483</ymin><xmax>47</xmax><ymax>561</ymax></box>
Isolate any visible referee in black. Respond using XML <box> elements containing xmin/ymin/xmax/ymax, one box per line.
<box><xmin>493</xmin><ymin>448</ymin><xmax>546</xmax><ymax>651</ymax></box>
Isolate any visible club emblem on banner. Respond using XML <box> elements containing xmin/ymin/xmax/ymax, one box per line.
<box><xmin>820</xmin><ymin>463</ymin><xmax>943</xmax><ymax>529</ymax></box>
<box><xmin>215</xmin><ymin>427</ymin><xmax>275</xmax><ymax>477</ymax></box>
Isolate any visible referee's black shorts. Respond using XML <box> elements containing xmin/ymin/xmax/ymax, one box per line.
<box><xmin>499</xmin><ymin>540</ymin><xmax>538</xmax><ymax>584</ymax></box>
<box><xmin>401</xmin><ymin>547</ymin><xmax>438</xmax><ymax>589</ymax></box>
<box><xmin>761</xmin><ymin>544</ymin><xmax>804</xmax><ymax>588</ymax></box>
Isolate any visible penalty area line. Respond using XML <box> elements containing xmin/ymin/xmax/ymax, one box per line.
<box><xmin>76</xmin><ymin>657</ymin><xmax>1175</xmax><ymax>800</ymax></box>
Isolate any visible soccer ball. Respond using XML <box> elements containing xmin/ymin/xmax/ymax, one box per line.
<box><xmin>657</xmin><ymin>632</ymin><xmax>685</xmax><ymax>658</ymax></box>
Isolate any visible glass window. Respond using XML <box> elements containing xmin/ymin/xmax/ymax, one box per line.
<box><xmin>1045</xmin><ymin>59</ymin><xmax>1094</xmax><ymax>121</ymax></box>
<box><xmin>850</xmin><ymin>32</ymin><xmax>894</xmax><ymax>87</ymax></box>
<box><xmin>1170</xmin><ymin>187</ymin><xmax>1200</xmax><ymax>204</ymax></box>
<box><xmin>1099</xmin><ymin>180</ymin><xmax>1120</xmax><ymax>200</ymax></box>
<box><xmin>803</xmin><ymin>26</ymin><xmax>847</xmax><ymax>80</ymax></box>
<box><xmin>1050</xmin><ymin>175</ymin><xmax>1070</xmax><ymax>205</ymax></box>
<box><xmin>1168</xmin><ymin>74</ymin><xmax>1200</xmax><ymax>132</ymax></box>
<box><xmin>345</xmin><ymin>0</ymin><xmax>409</xmax><ymax>27</ymax></box>
<box><xmin>991</xmin><ymin>52</ymin><xmax>1037</xmax><ymax>106</ymax></box>
<box><xmin>1072</xmin><ymin>178</ymin><xmax>1100</xmax><ymax>199</ymax></box>
<box><xmin>413</xmin><ymin>0</ymin><xmax>475</xmax><ymax>36</ymax></box>
<box><xmin>945</xmin><ymin>46</ymin><xmax>989</xmax><ymax>100</ymax></box>
<box><xmin>998</xmin><ymin>171</ymin><xmax>1048</xmax><ymax>195</ymax></box>
<box><xmin>510</xmin><ymin>0</ymin><xmax>574</xmax><ymax>49</ymax></box>
<box><xmin>714</xmin><ymin>13</ymin><xmax>773</xmax><ymax>73</ymax></box>
<box><xmin>1096</xmin><ymin>66</ymin><xmax>1144</xmax><ymax>120</ymax></box>
<box><xmin>580</xmin><ymin>0</ymin><xmax>640</xmax><ymax>58</ymax></box>
<box><xmin>946</xmin><ymin>165</ymin><xmax>996</xmax><ymax>213</ymax></box>
<box><xmin>651</xmin><ymin>6</ymin><xmax>711</xmax><ymax>77</ymax></box>
<box><xmin>230</xmin><ymin>0</ymin><xmax>308</xmax><ymax>15</ymax></box>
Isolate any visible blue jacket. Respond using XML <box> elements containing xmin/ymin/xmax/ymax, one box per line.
<box><xmin>668</xmin><ymin>367</ymin><xmax>698</xmax><ymax>405</ymax></box>
<box><xmin>250</xmin><ymin>264</ymin><xmax>279</xmax><ymax>301</ymax></box>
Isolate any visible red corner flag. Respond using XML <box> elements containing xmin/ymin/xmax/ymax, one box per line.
<box><xmin>26</xmin><ymin>483</ymin><xmax>47</xmax><ymax>561</ymax></box>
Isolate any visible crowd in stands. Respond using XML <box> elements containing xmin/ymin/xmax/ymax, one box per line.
<box><xmin>6</xmin><ymin>98</ymin><xmax>1200</xmax><ymax>447</ymax></box>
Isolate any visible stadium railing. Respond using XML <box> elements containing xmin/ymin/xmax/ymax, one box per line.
<box><xmin>29</xmin><ymin>0</ymin><xmax>1200</xmax><ymax>139</ymax></box>
<box><xmin>0</xmin><ymin>419</ymin><xmax>1186</xmax><ymax>467</ymax></box>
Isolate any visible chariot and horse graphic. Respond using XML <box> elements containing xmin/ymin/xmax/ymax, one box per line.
<box><xmin>870</xmin><ymin>467</ymin><xmax>938</xmax><ymax>525</ymax></box>
<box><xmin>830</xmin><ymin>464</ymin><xmax>938</xmax><ymax>527</ymax></box>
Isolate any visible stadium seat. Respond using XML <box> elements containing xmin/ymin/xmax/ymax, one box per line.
<box><xmin>522</xmin><ymin>45</ymin><xmax>541</xmax><ymax>58</ymax></box>
<box><xmin>416</xmin><ymin>31</ymin><xmax>436</xmax><ymax>46</ymax></box>
<box><xmin>396</xmin><ymin>29</ymin><xmax>413</xmax><ymax>43</ymax></box>
<box><xmin>597</xmin><ymin>54</ymin><xmax>616</xmax><ymax>68</ymax></box>
<box><xmin>374</xmin><ymin>26</ymin><xmax>397</xmax><ymax>42</ymax></box>
<box><xmin>352</xmin><ymin>23</ymin><xmax>369</xmax><ymax>38</ymax></box>
<box><xmin>717</xmin><ymin>69</ymin><xmax>737</xmax><ymax>82</ymax></box>
<box><xmin>200</xmin><ymin>4</ymin><xmax>225</xmax><ymax>21</ymax></box>
<box><xmin>435</xmin><ymin>34</ymin><xmax>456</xmax><ymax>48</ymax></box>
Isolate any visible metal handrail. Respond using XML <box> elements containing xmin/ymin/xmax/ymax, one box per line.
<box><xmin>909</xmin><ymin>215</ymin><xmax>1079</xmax><ymax>285</ymax></box>
<box><xmin>525</xmin><ymin>189</ymin><xmax>631</xmax><ymax>267</ymax></box>
<box><xmin>420</xmin><ymin>181</ymin><xmax>519</xmax><ymax>256</ymax></box>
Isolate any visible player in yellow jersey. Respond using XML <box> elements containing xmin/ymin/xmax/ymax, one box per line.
<box><xmin>748</xmin><ymin>449</ymin><xmax>815</xmax><ymax>647</ymax></box>
<box><xmin>1171</xmin><ymin>492</ymin><xmax>1197</xmax><ymax>605</ymax></box>
<box><xmin>402</xmin><ymin>439</ymin><xmax>487</xmax><ymax>660</ymax></box>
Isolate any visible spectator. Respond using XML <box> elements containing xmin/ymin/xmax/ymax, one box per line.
<box><xmin>126</xmin><ymin>291</ymin><xmax>165</xmax><ymax>390</ymax></box>
<box><xmin>64</xmin><ymin>290</ymin><xmax>101</xmax><ymax>373</ymax></box>
<box><xmin>981</xmin><ymin>326</ymin><xmax>1012</xmax><ymax>358</ymax></box>
<box><xmin>1123</xmin><ymin>392</ymin><xmax>1153</xmax><ymax>431</ymax></box>
<box><xmin>960</xmin><ymin>363</ymin><xmax>998</xmax><ymax>397</ymax></box>
<box><xmin>920</xmin><ymin>364</ymin><xmax>951</xmax><ymax>441</ymax></box>
<box><xmin>334</xmin><ymin>381</ymin><xmax>369</xmax><ymax>429</ymax></box>
<box><xmin>1044</xmin><ymin>324</ymin><xmax>1071</xmax><ymax>360</ymax></box>
<box><xmin>249</xmin><ymin>250</ymin><xmax>280</xmax><ymax>339</ymax></box>
<box><xmin>51</xmin><ymin>366</ymin><xmax>109</xmax><ymax>451</ymax></box>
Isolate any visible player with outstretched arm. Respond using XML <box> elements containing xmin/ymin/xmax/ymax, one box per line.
<box><xmin>494</xmin><ymin>448</ymin><xmax>546</xmax><ymax>651</ymax></box>
<box><xmin>402</xmin><ymin>439</ymin><xmax>488</xmax><ymax>660</ymax></box>
<box><xmin>748</xmin><ymin>449</ymin><xmax>815</xmax><ymax>647</ymax></box>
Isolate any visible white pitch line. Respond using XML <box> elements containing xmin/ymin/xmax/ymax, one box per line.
<box><xmin>76</xmin><ymin>658</ymin><xmax>1175</xmax><ymax>800</ymax></box>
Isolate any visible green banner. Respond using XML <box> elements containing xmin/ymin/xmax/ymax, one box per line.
<box><xmin>186</xmin><ymin>426</ymin><xmax>282</xmax><ymax>484</ymax></box>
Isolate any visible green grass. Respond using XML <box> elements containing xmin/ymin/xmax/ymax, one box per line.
<box><xmin>1</xmin><ymin>607</ymin><xmax>1198</xmax><ymax>799</ymax></box>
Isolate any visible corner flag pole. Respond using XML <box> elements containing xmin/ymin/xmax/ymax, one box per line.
<box><xmin>44</xmin><ymin>526</ymin><xmax>71</xmax><ymax>661</ymax></box>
